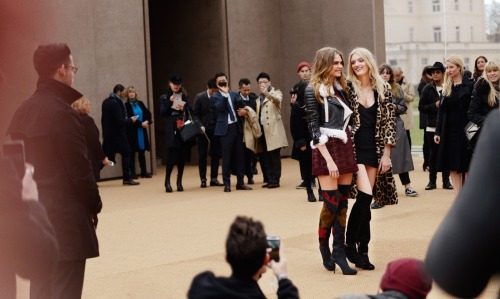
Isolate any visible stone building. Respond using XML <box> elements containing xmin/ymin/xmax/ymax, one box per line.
<box><xmin>385</xmin><ymin>0</ymin><xmax>498</xmax><ymax>85</ymax></box>
<box><xmin>1</xmin><ymin>0</ymin><xmax>386</xmax><ymax>179</ymax></box>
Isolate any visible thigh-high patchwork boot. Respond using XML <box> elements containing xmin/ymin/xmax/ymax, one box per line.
<box><xmin>318</xmin><ymin>190</ymin><xmax>339</xmax><ymax>271</ymax></box>
<box><xmin>331</xmin><ymin>185</ymin><xmax>357</xmax><ymax>275</ymax></box>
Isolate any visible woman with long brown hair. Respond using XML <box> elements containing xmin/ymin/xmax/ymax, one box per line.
<box><xmin>305</xmin><ymin>47</ymin><xmax>358</xmax><ymax>275</ymax></box>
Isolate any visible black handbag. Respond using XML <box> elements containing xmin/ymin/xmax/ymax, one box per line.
<box><xmin>179</xmin><ymin>110</ymin><xmax>202</xmax><ymax>142</ymax></box>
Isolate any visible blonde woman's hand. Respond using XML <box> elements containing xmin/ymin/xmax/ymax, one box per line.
<box><xmin>378</xmin><ymin>154</ymin><xmax>391</xmax><ymax>174</ymax></box>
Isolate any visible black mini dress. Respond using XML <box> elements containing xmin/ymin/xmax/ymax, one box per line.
<box><xmin>354</xmin><ymin>101</ymin><xmax>379</xmax><ymax>168</ymax></box>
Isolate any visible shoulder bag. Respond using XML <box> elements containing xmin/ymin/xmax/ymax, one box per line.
<box><xmin>179</xmin><ymin>110</ymin><xmax>202</xmax><ymax>142</ymax></box>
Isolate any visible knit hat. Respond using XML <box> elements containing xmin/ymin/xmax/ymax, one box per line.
<box><xmin>297</xmin><ymin>61</ymin><xmax>311</xmax><ymax>73</ymax></box>
<box><xmin>380</xmin><ymin>258</ymin><xmax>432</xmax><ymax>299</ymax></box>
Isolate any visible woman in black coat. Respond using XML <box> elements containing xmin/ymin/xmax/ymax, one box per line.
<box><xmin>71</xmin><ymin>97</ymin><xmax>110</xmax><ymax>181</ymax></box>
<box><xmin>434</xmin><ymin>55</ymin><xmax>473</xmax><ymax>195</ymax></box>
<box><xmin>124</xmin><ymin>86</ymin><xmax>153</xmax><ymax>179</ymax></box>
<box><xmin>159</xmin><ymin>75</ymin><xmax>196</xmax><ymax>192</ymax></box>
<box><xmin>468</xmin><ymin>61</ymin><xmax>499</xmax><ymax>151</ymax></box>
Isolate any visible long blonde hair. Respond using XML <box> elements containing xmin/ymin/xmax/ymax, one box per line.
<box><xmin>347</xmin><ymin>47</ymin><xmax>385</xmax><ymax>99</ymax></box>
<box><xmin>483</xmin><ymin>61</ymin><xmax>500</xmax><ymax>107</ymax></box>
<box><xmin>309</xmin><ymin>47</ymin><xmax>347</xmax><ymax>102</ymax></box>
<box><xmin>442</xmin><ymin>55</ymin><xmax>464</xmax><ymax>97</ymax></box>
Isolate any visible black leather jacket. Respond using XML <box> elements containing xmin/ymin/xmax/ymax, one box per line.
<box><xmin>305</xmin><ymin>85</ymin><xmax>349</xmax><ymax>145</ymax></box>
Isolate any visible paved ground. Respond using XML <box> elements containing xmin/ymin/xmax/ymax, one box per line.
<box><xmin>17</xmin><ymin>156</ymin><xmax>499</xmax><ymax>298</ymax></box>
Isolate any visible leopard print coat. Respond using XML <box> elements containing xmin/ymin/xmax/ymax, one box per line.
<box><xmin>346</xmin><ymin>81</ymin><xmax>398</xmax><ymax>207</ymax></box>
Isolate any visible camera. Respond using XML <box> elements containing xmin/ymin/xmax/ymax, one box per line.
<box><xmin>289</xmin><ymin>86</ymin><xmax>298</xmax><ymax>96</ymax></box>
<box><xmin>218</xmin><ymin>81</ymin><xmax>227</xmax><ymax>87</ymax></box>
<box><xmin>266</xmin><ymin>235</ymin><xmax>280</xmax><ymax>262</ymax></box>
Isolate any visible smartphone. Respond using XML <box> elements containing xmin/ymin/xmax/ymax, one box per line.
<box><xmin>266</xmin><ymin>235</ymin><xmax>280</xmax><ymax>262</ymax></box>
<box><xmin>3</xmin><ymin>140</ymin><xmax>26</xmax><ymax>179</ymax></box>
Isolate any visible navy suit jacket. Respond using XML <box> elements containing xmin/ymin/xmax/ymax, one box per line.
<box><xmin>211</xmin><ymin>90</ymin><xmax>243</xmax><ymax>136</ymax></box>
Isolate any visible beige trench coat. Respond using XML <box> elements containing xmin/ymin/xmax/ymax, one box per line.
<box><xmin>256</xmin><ymin>87</ymin><xmax>288</xmax><ymax>152</ymax></box>
<box><xmin>399</xmin><ymin>77</ymin><xmax>415</xmax><ymax>130</ymax></box>
<box><xmin>243</xmin><ymin>106</ymin><xmax>261</xmax><ymax>152</ymax></box>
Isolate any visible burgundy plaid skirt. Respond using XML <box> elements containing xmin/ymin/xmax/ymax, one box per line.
<box><xmin>312</xmin><ymin>130</ymin><xmax>358</xmax><ymax>176</ymax></box>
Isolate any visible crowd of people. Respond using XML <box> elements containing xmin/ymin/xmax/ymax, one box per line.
<box><xmin>2</xmin><ymin>41</ymin><xmax>499</xmax><ymax>298</ymax></box>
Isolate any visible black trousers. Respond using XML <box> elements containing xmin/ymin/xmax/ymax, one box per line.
<box><xmin>244</xmin><ymin>147</ymin><xmax>254</xmax><ymax>180</ymax></box>
<box><xmin>266</xmin><ymin>148</ymin><xmax>282</xmax><ymax>184</ymax></box>
<box><xmin>220</xmin><ymin>123</ymin><xmax>244</xmax><ymax>186</ymax></box>
<box><xmin>108</xmin><ymin>151</ymin><xmax>131</xmax><ymax>181</ymax></box>
<box><xmin>31</xmin><ymin>259</ymin><xmax>86</xmax><ymax>299</ymax></box>
<box><xmin>425</xmin><ymin>131</ymin><xmax>450</xmax><ymax>183</ymax></box>
<box><xmin>130</xmin><ymin>150</ymin><xmax>147</xmax><ymax>177</ymax></box>
<box><xmin>197</xmin><ymin>131</ymin><xmax>221</xmax><ymax>181</ymax></box>
<box><xmin>298</xmin><ymin>146</ymin><xmax>313</xmax><ymax>190</ymax></box>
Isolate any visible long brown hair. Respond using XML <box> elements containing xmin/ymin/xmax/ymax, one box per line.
<box><xmin>310</xmin><ymin>47</ymin><xmax>347</xmax><ymax>103</ymax></box>
<box><xmin>379</xmin><ymin>64</ymin><xmax>402</xmax><ymax>98</ymax></box>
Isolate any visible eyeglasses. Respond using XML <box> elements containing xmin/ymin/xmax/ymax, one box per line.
<box><xmin>65</xmin><ymin>65</ymin><xmax>78</xmax><ymax>74</ymax></box>
<box><xmin>258</xmin><ymin>80</ymin><xmax>269</xmax><ymax>84</ymax></box>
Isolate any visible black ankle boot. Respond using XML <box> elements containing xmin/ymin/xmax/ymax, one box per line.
<box><xmin>332</xmin><ymin>248</ymin><xmax>357</xmax><ymax>275</ymax></box>
<box><xmin>307</xmin><ymin>189</ymin><xmax>316</xmax><ymax>202</ymax></box>
<box><xmin>345</xmin><ymin>245</ymin><xmax>361</xmax><ymax>264</ymax></box>
<box><xmin>319</xmin><ymin>244</ymin><xmax>335</xmax><ymax>271</ymax></box>
<box><xmin>165</xmin><ymin>182</ymin><xmax>173</xmax><ymax>193</ymax></box>
<box><xmin>356</xmin><ymin>253</ymin><xmax>375</xmax><ymax>270</ymax></box>
<box><xmin>177</xmin><ymin>177</ymin><xmax>184</xmax><ymax>192</ymax></box>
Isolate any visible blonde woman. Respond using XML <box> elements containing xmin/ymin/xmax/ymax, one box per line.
<box><xmin>345</xmin><ymin>48</ymin><xmax>397</xmax><ymax>270</ymax></box>
<box><xmin>468</xmin><ymin>61</ymin><xmax>500</xmax><ymax>150</ymax></box>
<box><xmin>123</xmin><ymin>86</ymin><xmax>153</xmax><ymax>179</ymax></box>
<box><xmin>71</xmin><ymin>97</ymin><xmax>109</xmax><ymax>181</ymax></box>
<box><xmin>434</xmin><ymin>55</ymin><xmax>474</xmax><ymax>195</ymax></box>
<box><xmin>305</xmin><ymin>47</ymin><xmax>358</xmax><ymax>275</ymax></box>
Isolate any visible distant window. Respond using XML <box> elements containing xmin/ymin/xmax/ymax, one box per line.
<box><xmin>408</xmin><ymin>0</ymin><xmax>413</xmax><ymax>13</ymax></box>
<box><xmin>454</xmin><ymin>0</ymin><xmax>459</xmax><ymax>11</ymax></box>
<box><xmin>456</xmin><ymin>26</ymin><xmax>460</xmax><ymax>42</ymax></box>
<box><xmin>389</xmin><ymin>59</ymin><xmax>398</xmax><ymax>66</ymax></box>
<box><xmin>422</xmin><ymin>58</ymin><xmax>428</xmax><ymax>66</ymax></box>
<box><xmin>470</xmin><ymin>0</ymin><xmax>473</xmax><ymax>11</ymax></box>
<box><xmin>432</xmin><ymin>0</ymin><xmax>441</xmax><ymax>12</ymax></box>
<box><xmin>433</xmin><ymin>26</ymin><xmax>442</xmax><ymax>42</ymax></box>
<box><xmin>464</xmin><ymin>57</ymin><xmax>470</xmax><ymax>69</ymax></box>
<box><xmin>410</xmin><ymin>27</ymin><xmax>414</xmax><ymax>42</ymax></box>
<box><xmin>471</xmin><ymin>26</ymin><xmax>474</xmax><ymax>42</ymax></box>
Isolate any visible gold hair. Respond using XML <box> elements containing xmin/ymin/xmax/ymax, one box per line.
<box><xmin>310</xmin><ymin>47</ymin><xmax>347</xmax><ymax>103</ymax></box>
<box><xmin>347</xmin><ymin>47</ymin><xmax>385</xmax><ymax>100</ymax></box>
<box><xmin>442</xmin><ymin>55</ymin><xmax>464</xmax><ymax>97</ymax></box>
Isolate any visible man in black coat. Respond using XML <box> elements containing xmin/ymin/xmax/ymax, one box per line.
<box><xmin>7</xmin><ymin>43</ymin><xmax>102</xmax><ymax>299</ymax></box>
<box><xmin>102</xmin><ymin>84</ymin><xmax>140</xmax><ymax>185</ymax></box>
<box><xmin>193</xmin><ymin>78</ymin><xmax>223</xmax><ymax>188</ymax></box>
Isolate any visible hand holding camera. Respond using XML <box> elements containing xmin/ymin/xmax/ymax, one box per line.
<box><xmin>218</xmin><ymin>81</ymin><xmax>229</xmax><ymax>93</ymax></box>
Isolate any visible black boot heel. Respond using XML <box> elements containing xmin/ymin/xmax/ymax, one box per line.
<box><xmin>332</xmin><ymin>248</ymin><xmax>357</xmax><ymax>275</ymax></box>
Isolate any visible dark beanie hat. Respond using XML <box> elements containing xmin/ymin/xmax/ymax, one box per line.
<box><xmin>297</xmin><ymin>61</ymin><xmax>311</xmax><ymax>73</ymax></box>
<box><xmin>170</xmin><ymin>74</ymin><xmax>183</xmax><ymax>85</ymax></box>
<box><xmin>380</xmin><ymin>258</ymin><xmax>432</xmax><ymax>299</ymax></box>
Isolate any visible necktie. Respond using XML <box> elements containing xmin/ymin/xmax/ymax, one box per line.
<box><xmin>228</xmin><ymin>98</ymin><xmax>236</xmax><ymax>121</ymax></box>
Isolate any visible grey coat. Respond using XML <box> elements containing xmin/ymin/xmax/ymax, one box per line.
<box><xmin>390</xmin><ymin>86</ymin><xmax>414</xmax><ymax>174</ymax></box>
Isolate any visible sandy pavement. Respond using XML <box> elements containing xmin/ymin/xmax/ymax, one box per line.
<box><xmin>16</xmin><ymin>156</ymin><xmax>499</xmax><ymax>298</ymax></box>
